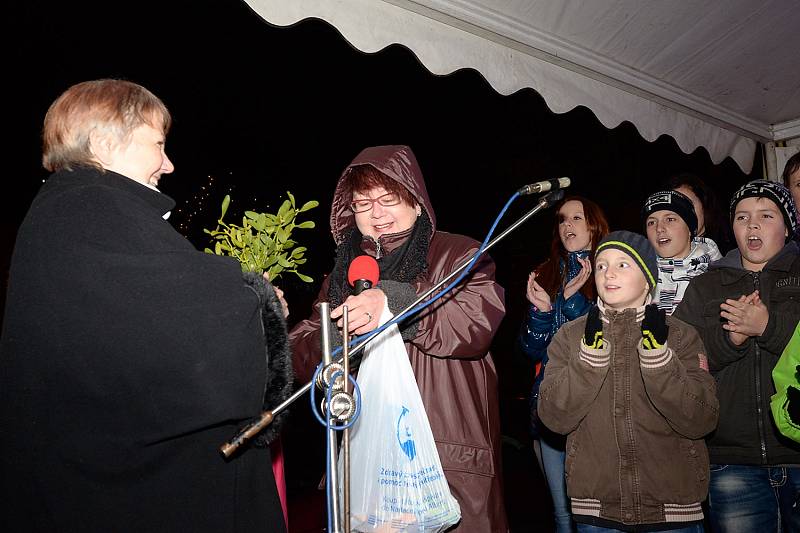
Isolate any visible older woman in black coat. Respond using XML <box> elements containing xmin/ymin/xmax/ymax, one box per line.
<box><xmin>0</xmin><ymin>79</ymin><xmax>291</xmax><ymax>532</ymax></box>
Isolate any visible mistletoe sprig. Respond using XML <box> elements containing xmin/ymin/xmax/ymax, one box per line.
<box><xmin>204</xmin><ymin>191</ymin><xmax>318</xmax><ymax>282</ymax></box>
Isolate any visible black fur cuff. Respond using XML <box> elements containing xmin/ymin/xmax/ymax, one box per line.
<box><xmin>242</xmin><ymin>272</ymin><xmax>294</xmax><ymax>447</ymax></box>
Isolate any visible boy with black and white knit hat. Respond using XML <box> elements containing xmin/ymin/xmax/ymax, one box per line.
<box><xmin>729</xmin><ymin>179</ymin><xmax>798</xmax><ymax>241</ymax></box>
<box><xmin>674</xmin><ymin>180</ymin><xmax>800</xmax><ymax>532</ymax></box>
<box><xmin>539</xmin><ymin>230</ymin><xmax>718</xmax><ymax>531</ymax></box>
<box><xmin>642</xmin><ymin>189</ymin><xmax>722</xmax><ymax>315</ymax></box>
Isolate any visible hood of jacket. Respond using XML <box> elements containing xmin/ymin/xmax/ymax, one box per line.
<box><xmin>711</xmin><ymin>240</ymin><xmax>799</xmax><ymax>278</ymax></box>
<box><xmin>329</xmin><ymin>145</ymin><xmax>436</xmax><ymax>245</ymax></box>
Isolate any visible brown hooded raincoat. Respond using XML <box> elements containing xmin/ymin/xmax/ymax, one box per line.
<box><xmin>289</xmin><ymin>145</ymin><xmax>508</xmax><ymax>532</ymax></box>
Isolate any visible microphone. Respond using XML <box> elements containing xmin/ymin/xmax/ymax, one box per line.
<box><xmin>518</xmin><ymin>177</ymin><xmax>571</xmax><ymax>195</ymax></box>
<box><xmin>348</xmin><ymin>255</ymin><xmax>380</xmax><ymax>295</ymax></box>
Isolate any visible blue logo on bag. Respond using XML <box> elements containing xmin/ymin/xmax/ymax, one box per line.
<box><xmin>396</xmin><ymin>406</ymin><xmax>416</xmax><ymax>461</ymax></box>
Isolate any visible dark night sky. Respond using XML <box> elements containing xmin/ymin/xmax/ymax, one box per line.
<box><xmin>4</xmin><ymin>0</ymin><xmax>758</xmax><ymax>509</ymax></box>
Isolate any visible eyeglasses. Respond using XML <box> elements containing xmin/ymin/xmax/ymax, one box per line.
<box><xmin>350</xmin><ymin>192</ymin><xmax>402</xmax><ymax>213</ymax></box>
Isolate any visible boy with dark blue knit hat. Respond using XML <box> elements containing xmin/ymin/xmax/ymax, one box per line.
<box><xmin>539</xmin><ymin>230</ymin><xmax>718</xmax><ymax>532</ymax></box>
<box><xmin>674</xmin><ymin>180</ymin><xmax>800</xmax><ymax>532</ymax></box>
<box><xmin>643</xmin><ymin>190</ymin><xmax>722</xmax><ymax>315</ymax></box>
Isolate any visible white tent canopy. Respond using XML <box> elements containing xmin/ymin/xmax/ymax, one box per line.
<box><xmin>246</xmin><ymin>0</ymin><xmax>800</xmax><ymax>174</ymax></box>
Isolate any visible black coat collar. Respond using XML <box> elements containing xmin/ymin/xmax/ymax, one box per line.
<box><xmin>45</xmin><ymin>166</ymin><xmax>175</xmax><ymax>217</ymax></box>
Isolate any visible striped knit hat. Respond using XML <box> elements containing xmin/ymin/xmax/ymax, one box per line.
<box><xmin>730</xmin><ymin>180</ymin><xmax>797</xmax><ymax>242</ymax></box>
<box><xmin>596</xmin><ymin>230</ymin><xmax>658</xmax><ymax>293</ymax></box>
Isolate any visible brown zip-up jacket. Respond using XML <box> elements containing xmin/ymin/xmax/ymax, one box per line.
<box><xmin>538</xmin><ymin>303</ymin><xmax>718</xmax><ymax>528</ymax></box>
<box><xmin>289</xmin><ymin>145</ymin><xmax>508</xmax><ymax>532</ymax></box>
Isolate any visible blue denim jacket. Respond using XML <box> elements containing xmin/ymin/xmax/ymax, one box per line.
<box><xmin>519</xmin><ymin>251</ymin><xmax>592</xmax><ymax>433</ymax></box>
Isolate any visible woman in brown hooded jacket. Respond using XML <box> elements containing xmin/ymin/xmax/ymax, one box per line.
<box><xmin>289</xmin><ymin>145</ymin><xmax>508</xmax><ymax>532</ymax></box>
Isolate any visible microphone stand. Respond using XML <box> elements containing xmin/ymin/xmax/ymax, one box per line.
<box><xmin>220</xmin><ymin>189</ymin><xmax>564</xmax><ymax>455</ymax></box>
<box><xmin>321</xmin><ymin>303</ymin><xmax>342</xmax><ymax>533</ymax></box>
<box><xmin>341</xmin><ymin>307</ymin><xmax>352</xmax><ymax>533</ymax></box>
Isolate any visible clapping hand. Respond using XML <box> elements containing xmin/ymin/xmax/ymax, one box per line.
<box><xmin>721</xmin><ymin>291</ymin><xmax>767</xmax><ymax>345</ymax></box>
<box><xmin>583</xmin><ymin>305</ymin><xmax>604</xmax><ymax>349</ymax></box>
<box><xmin>526</xmin><ymin>271</ymin><xmax>552</xmax><ymax>312</ymax></box>
<box><xmin>641</xmin><ymin>304</ymin><xmax>668</xmax><ymax>350</ymax></box>
<box><xmin>563</xmin><ymin>256</ymin><xmax>592</xmax><ymax>300</ymax></box>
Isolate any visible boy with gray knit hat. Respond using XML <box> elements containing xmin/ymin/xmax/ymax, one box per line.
<box><xmin>539</xmin><ymin>230</ymin><xmax>718</xmax><ymax>531</ymax></box>
<box><xmin>642</xmin><ymin>190</ymin><xmax>722</xmax><ymax>315</ymax></box>
<box><xmin>674</xmin><ymin>180</ymin><xmax>800</xmax><ymax>532</ymax></box>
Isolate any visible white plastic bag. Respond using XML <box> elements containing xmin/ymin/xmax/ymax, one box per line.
<box><xmin>340</xmin><ymin>306</ymin><xmax>461</xmax><ymax>532</ymax></box>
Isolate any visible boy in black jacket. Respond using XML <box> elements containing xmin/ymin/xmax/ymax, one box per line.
<box><xmin>674</xmin><ymin>180</ymin><xmax>800</xmax><ymax>532</ymax></box>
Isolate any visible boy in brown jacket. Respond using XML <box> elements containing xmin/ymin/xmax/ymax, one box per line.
<box><xmin>539</xmin><ymin>230</ymin><xmax>719</xmax><ymax>532</ymax></box>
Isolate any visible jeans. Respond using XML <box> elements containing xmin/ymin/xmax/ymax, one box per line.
<box><xmin>577</xmin><ymin>524</ymin><xmax>704</xmax><ymax>533</ymax></box>
<box><xmin>708</xmin><ymin>464</ymin><xmax>800</xmax><ymax>533</ymax></box>
<box><xmin>541</xmin><ymin>432</ymin><xmax>574</xmax><ymax>533</ymax></box>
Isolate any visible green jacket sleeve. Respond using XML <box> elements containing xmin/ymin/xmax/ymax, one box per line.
<box><xmin>771</xmin><ymin>322</ymin><xmax>800</xmax><ymax>443</ymax></box>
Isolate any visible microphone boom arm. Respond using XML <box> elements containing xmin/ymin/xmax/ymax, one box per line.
<box><xmin>219</xmin><ymin>189</ymin><xmax>564</xmax><ymax>456</ymax></box>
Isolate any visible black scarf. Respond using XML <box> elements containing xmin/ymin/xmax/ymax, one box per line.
<box><xmin>327</xmin><ymin>210</ymin><xmax>432</xmax><ymax>307</ymax></box>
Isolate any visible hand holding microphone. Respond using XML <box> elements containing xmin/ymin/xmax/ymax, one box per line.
<box><xmin>331</xmin><ymin>255</ymin><xmax>382</xmax><ymax>334</ymax></box>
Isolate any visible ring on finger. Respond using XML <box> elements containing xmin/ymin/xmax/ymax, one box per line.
<box><xmin>365</xmin><ymin>311</ymin><xmax>373</xmax><ymax>322</ymax></box>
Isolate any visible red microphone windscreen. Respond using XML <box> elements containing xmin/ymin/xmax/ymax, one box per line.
<box><xmin>348</xmin><ymin>255</ymin><xmax>380</xmax><ymax>286</ymax></box>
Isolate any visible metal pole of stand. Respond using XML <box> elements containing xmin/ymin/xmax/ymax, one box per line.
<box><xmin>326</xmin><ymin>407</ymin><xmax>342</xmax><ymax>533</ymax></box>
<box><xmin>341</xmin><ymin>306</ymin><xmax>351</xmax><ymax>533</ymax></box>
<box><xmin>320</xmin><ymin>303</ymin><xmax>342</xmax><ymax>533</ymax></box>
